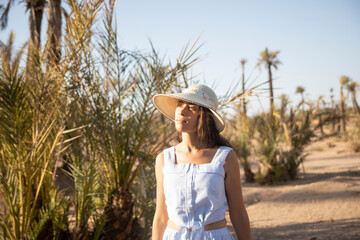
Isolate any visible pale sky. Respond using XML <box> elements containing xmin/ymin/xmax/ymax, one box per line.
<box><xmin>1</xmin><ymin>0</ymin><xmax>360</xmax><ymax>115</ymax></box>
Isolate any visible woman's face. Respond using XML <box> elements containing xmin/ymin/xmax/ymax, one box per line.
<box><xmin>175</xmin><ymin>100</ymin><xmax>200</xmax><ymax>133</ymax></box>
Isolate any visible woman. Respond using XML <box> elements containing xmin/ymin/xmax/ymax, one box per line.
<box><xmin>152</xmin><ymin>84</ymin><xmax>251</xmax><ymax>240</ymax></box>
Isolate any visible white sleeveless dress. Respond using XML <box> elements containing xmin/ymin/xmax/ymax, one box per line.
<box><xmin>162</xmin><ymin>146</ymin><xmax>234</xmax><ymax>240</ymax></box>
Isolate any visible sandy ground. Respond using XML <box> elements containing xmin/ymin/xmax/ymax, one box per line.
<box><xmin>227</xmin><ymin>136</ymin><xmax>360</xmax><ymax>240</ymax></box>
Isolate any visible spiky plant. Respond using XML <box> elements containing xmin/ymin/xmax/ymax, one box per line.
<box><xmin>0</xmin><ymin>31</ymin><xmax>72</xmax><ymax>239</ymax></box>
<box><xmin>285</xmin><ymin>112</ymin><xmax>313</xmax><ymax>179</ymax></box>
<box><xmin>279</xmin><ymin>94</ymin><xmax>289</xmax><ymax>120</ymax></box>
<box><xmin>348</xmin><ymin>117</ymin><xmax>360</xmax><ymax>152</ymax></box>
<box><xmin>253</xmin><ymin>107</ymin><xmax>315</xmax><ymax>184</ymax></box>
<box><xmin>1</xmin><ymin>1</ymin><xmax>205</xmax><ymax>239</ymax></box>
<box><xmin>56</xmin><ymin>1</ymin><xmax>202</xmax><ymax>239</ymax></box>
<box><xmin>225</xmin><ymin>105</ymin><xmax>255</xmax><ymax>183</ymax></box>
<box><xmin>254</xmin><ymin>113</ymin><xmax>284</xmax><ymax>184</ymax></box>
<box><xmin>232</xmin><ymin>128</ymin><xmax>255</xmax><ymax>183</ymax></box>
<box><xmin>97</xmin><ymin>44</ymin><xmax>200</xmax><ymax>240</ymax></box>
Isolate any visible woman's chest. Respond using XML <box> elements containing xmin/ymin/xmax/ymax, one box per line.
<box><xmin>163</xmin><ymin>166</ymin><xmax>225</xmax><ymax>206</ymax></box>
<box><xmin>174</xmin><ymin>148</ymin><xmax>219</xmax><ymax>165</ymax></box>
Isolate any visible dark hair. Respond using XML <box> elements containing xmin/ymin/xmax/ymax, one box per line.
<box><xmin>177</xmin><ymin>106</ymin><xmax>232</xmax><ymax>148</ymax></box>
<box><xmin>197</xmin><ymin>107</ymin><xmax>231</xmax><ymax>148</ymax></box>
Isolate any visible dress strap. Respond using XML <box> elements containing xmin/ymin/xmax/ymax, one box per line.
<box><xmin>163</xmin><ymin>146</ymin><xmax>175</xmax><ymax>166</ymax></box>
<box><xmin>213</xmin><ymin>146</ymin><xmax>233</xmax><ymax>166</ymax></box>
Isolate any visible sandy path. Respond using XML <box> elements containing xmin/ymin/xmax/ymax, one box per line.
<box><xmin>227</xmin><ymin>137</ymin><xmax>360</xmax><ymax>240</ymax></box>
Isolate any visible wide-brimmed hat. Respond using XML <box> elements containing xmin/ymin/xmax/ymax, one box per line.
<box><xmin>152</xmin><ymin>84</ymin><xmax>225</xmax><ymax>132</ymax></box>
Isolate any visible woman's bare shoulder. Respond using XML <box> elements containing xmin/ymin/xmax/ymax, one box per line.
<box><xmin>223</xmin><ymin>149</ymin><xmax>239</xmax><ymax>170</ymax></box>
<box><xmin>155</xmin><ymin>152</ymin><xmax>165</xmax><ymax>178</ymax></box>
<box><xmin>155</xmin><ymin>151</ymin><xmax>164</xmax><ymax>164</ymax></box>
<box><xmin>174</xmin><ymin>142</ymin><xmax>183</xmax><ymax>150</ymax></box>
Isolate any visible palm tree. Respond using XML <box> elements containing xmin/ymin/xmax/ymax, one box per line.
<box><xmin>0</xmin><ymin>31</ymin><xmax>70</xmax><ymax>240</ymax></box>
<box><xmin>0</xmin><ymin>0</ymin><xmax>45</xmax><ymax>48</ymax></box>
<box><xmin>0</xmin><ymin>0</ymin><xmax>18</xmax><ymax>30</ymax></box>
<box><xmin>1</xmin><ymin>0</ymin><xmax>44</xmax><ymax>66</ymax></box>
<box><xmin>340</xmin><ymin>75</ymin><xmax>350</xmax><ymax>133</ymax></box>
<box><xmin>0</xmin><ymin>31</ymin><xmax>27</xmax><ymax>70</ymax></box>
<box><xmin>296</xmin><ymin>86</ymin><xmax>305</xmax><ymax>113</ymax></box>
<box><xmin>257</xmin><ymin>48</ymin><xmax>281</xmax><ymax>113</ymax></box>
<box><xmin>316</xmin><ymin>95</ymin><xmax>325</xmax><ymax>136</ymax></box>
<box><xmin>346</xmin><ymin>81</ymin><xmax>360</xmax><ymax>114</ymax></box>
<box><xmin>1</xmin><ymin>0</ymin><xmax>63</xmax><ymax>68</ymax></box>
<box><xmin>27</xmin><ymin>0</ymin><xmax>46</xmax><ymax>50</ymax></box>
<box><xmin>329</xmin><ymin>88</ymin><xmax>337</xmax><ymax>132</ymax></box>
<box><xmin>46</xmin><ymin>0</ymin><xmax>62</xmax><ymax>67</ymax></box>
<box><xmin>240</xmin><ymin>58</ymin><xmax>247</xmax><ymax>118</ymax></box>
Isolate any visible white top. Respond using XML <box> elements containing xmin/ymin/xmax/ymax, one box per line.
<box><xmin>162</xmin><ymin>146</ymin><xmax>234</xmax><ymax>239</ymax></box>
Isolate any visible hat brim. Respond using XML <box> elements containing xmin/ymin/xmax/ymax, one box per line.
<box><xmin>152</xmin><ymin>93</ymin><xmax>225</xmax><ymax>132</ymax></box>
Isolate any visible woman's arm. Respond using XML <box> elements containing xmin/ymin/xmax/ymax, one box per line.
<box><xmin>152</xmin><ymin>152</ymin><xmax>169</xmax><ymax>240</ymax></box>
<box><xmin>224</xmin><ymin>150</ymin><xmax>251</xmax><ymax>240</ymax></box>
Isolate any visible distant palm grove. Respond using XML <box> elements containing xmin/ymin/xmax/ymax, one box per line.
<box><xmin>0</xmin><ymin>1</ymin><xmax>359</xmax><ymax>239</ymax></box>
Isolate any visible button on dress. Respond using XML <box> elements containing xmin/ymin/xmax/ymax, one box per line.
<box><xmin>162</xmin><ymin>146</ymin><xmax>234</xmax><ymax>240</ymax></box>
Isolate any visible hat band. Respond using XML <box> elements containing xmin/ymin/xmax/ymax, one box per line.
<box><xmin>170</xmin><ymin>93</ymin><xmax>217</xmax><ymax>111</ymax></box>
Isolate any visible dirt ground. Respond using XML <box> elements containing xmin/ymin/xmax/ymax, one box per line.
<box><xmin>227</xmin><ymin>136</ymin><xmax>360</xmax><ymax>240</ymax></box>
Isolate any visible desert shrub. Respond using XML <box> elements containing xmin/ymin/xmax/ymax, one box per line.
<box><xmin>230</xmin><ymin>121</ymin><xmax>255</xmax><ymax>182</ymax></box>
<box><xmin>254</xmin><ymin>111</ymin><xmax>313</xmax><ymax>184</ymax></box>
<box><xmin>254</xmin><ymin>114</ymin><xmax>286</xmax><ymax>184</ymax></box>
<box><xmin>0</xmin><ymin>41</ymin><xmax>71</xmax><ymax>239</ymax></box>
<box><xmin>348</xmin><ymin>117</ymin><xmax>360</xmax><ymax>152</ymax></box>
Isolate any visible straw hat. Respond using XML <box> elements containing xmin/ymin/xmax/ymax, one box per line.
<box><xmin>152</xmin><ymin>84</ymin><xmax>225</xmax><ymax>132</ymax></box>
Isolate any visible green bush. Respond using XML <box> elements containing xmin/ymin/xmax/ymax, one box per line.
<box><xmin>348</xmin><ymin>117</ymin><xmax>360</xmax><ymax>152</ymax></box>
<box><xmin>254</xmin><ymin>111</ymin><xmax>313</xmax><ymax>184</ymax></box>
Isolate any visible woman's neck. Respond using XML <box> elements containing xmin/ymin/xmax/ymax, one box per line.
<box><xmin>181</xmin><ymin>132</ymin><xmax>201</xmax><ymax>152</ymax></box>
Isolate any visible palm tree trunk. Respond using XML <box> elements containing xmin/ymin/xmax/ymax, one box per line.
<box><xmin>243</xmin><ymin>163</ymin><xmax>254</xmax><ymax>183</ymax></box>
<box><xmin>301</xmin><ymin>94</ymin><xmax>305</xmax><ymax>114</ymax></box>
<box><xmin>241</xmin><ymin>67</ymin><xmax>246</xmax><ymax>117</ymax></box>
<box><xmin>290</xmin><ymin>107</ymin><xmax>295</xmax><ymax>131</ymax></box>
<box><xmin>27</xmin><ymin>0</ymin><xmax>45</xmax><ymax>64</ymax></box>
<box><xmin>331</xmin><ymin>106</ymin><xmax>336</xmax><ymax>132</ymax></box>
<box><xmin>46</xmin><ymin>0</ymin><xmax>62</xmax><ymax>67</ymax></box>
<box><xmin>340</xmin><ymin>87</ymin><xmax>346</xmax><ymax>133</ymax></box>
<box><xmin>336</xmin><ymin>105</ymin><xmax>341</xmax><ymax>133</ymax></box>
<box><xmin>267</xmin><ymin>64</ymin><xmax>274</xmax><ymax>113</ymax></box>
<box><xmin>351</xmin><ymin>93</ymin><xmax>360</xmax><ymax>114</ymax></box>
<box><xmin>318</xmin><ymin>114</ymin><xmax>324</xmax><ymax>136</ymax></box>
<box><xmin>103</xmin><ymin>190</ymin><xmax>142</xmax><ymax>239</ymax></box>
